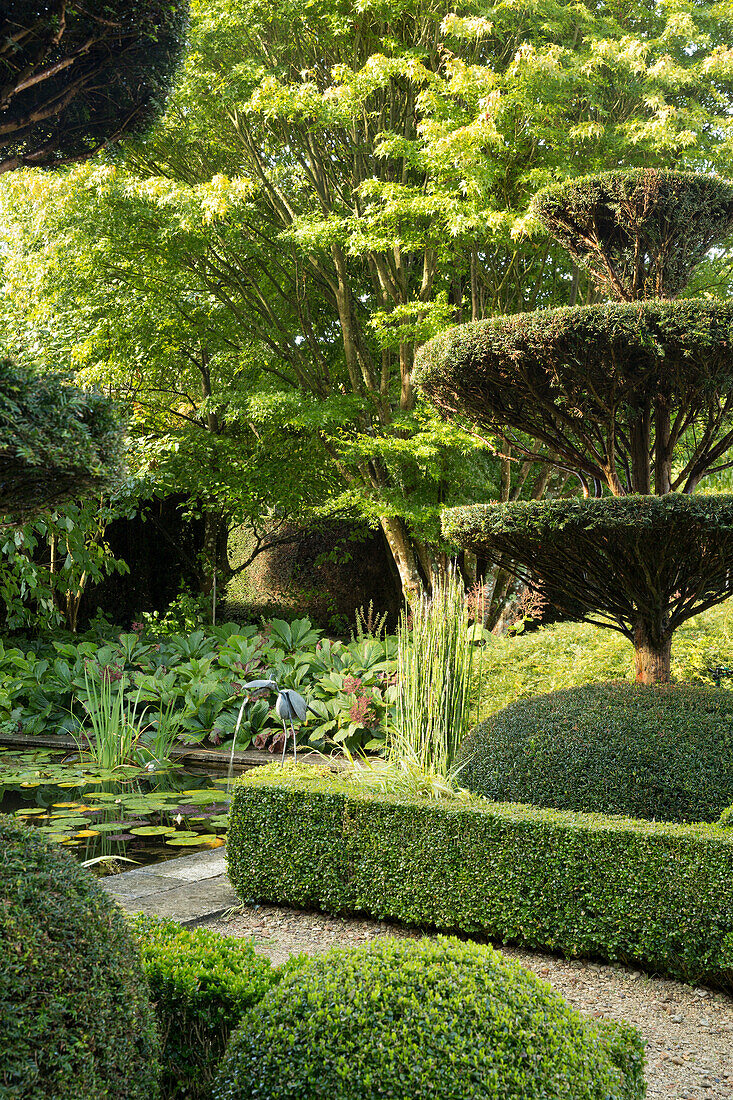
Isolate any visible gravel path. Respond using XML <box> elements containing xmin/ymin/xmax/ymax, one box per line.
<box><xmin>204</xmin><ymin>903</ymin><xmax>733</xmax><ymax>1099</ymax></box>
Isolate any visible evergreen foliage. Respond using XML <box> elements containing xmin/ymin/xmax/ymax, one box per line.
<box><xmin>129</xmin><ymin>915</ymin><xmax>279</xmax><ymax>1100</ymax></box>
<box><xmin>0</xmin><ymin>1</ymin><xmax>188</xmax><ymax>172</ymax></box>
<box><xmin>458</xmin><ymin>682</ymin><xmax>733</xmax><ymax>822</ymax></box>
<box><xmin>0</xmin><ymin>356</ymin><xmax>122</xmax><ymax>520</ymax></box>
<box><xmin>215</xmin><ymin>937</ymin><xmax>645</xmax><ymax>1100</ymax></box>
<box><xmin>443</xmin><ymin>496</ymin><xmax>733</xmax><ymax>643</ymax></box>
<box><xmin>226</xmin><ymin>764</ymin><xmax>733</xmax><ymax>989</ymax></box>
<box><xmin>0</xmin><ymin>816</ymin><xmax>160</xmax><ymax>1099</ymax></box>
<box><xmin>531</xmin><ymin>170</ymin><xmax>733</xmax><ymax>300</ymax></box>
<box><xmin>415</xmin><ymin>299</ymin><xmax>733</xmax><ymax>496</ymax></box>
<box><xmin>416</xmin><ymin>167</ymin><xmax>733</xmax><ymax>681</ymax></box>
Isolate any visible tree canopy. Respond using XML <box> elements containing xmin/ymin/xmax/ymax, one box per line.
<box><xmin>0</xmin><ymin>1</ymin><xmax>188</xmax><ymax>172</ymax></box>
<box><xmin>6</xmin><ymin>0</ymin><xmax>733</xmax><ymax>605</ymax></box>
<box><xmin>444</xmin><ymin>495</ymin><xmax>733</xmax><ymax>679</ymax></box>
<box><xmin>532</xmin><ymin>171</ymin><xmax>733</xmax><ymax>301</ymax></box>
<box><xmin>0</xmin><ymin>356</ymin><xmax>122</xmax><ymax>520</ymax></box>
<box><xmin>414</xmin><ymin>297</ymin><xmax>733</xmax><ymax>496</ymax></box>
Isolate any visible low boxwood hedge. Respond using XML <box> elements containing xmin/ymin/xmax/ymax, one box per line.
<box><xmin>226</xmin><ymin>764</ymin><xmax>733</xmax><ymax>991</ymax></box>
<box><xmin>129</xmin><ymin>915</ymin><xmax>281</xmax><ymax>1100</ymax></box>
<box><xmin>214</xmin><ymin>937</ymin><xmax>645</xmax><ymax>1100</ymax></box>
<box><xmin>456</xmin><ymin>682</ymin><xmax>733</xmax><ymax>823</ymax></box>
<box><xmin>0</xmin><ymin>816</ymin><xmax>160</xmax><ymax>1100</ymax></box>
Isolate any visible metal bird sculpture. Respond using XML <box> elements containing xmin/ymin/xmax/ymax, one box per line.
<box><xmin>240</xmin><ymin>678</ymin><xmax>319</xmax><ymax>765</ymax></box>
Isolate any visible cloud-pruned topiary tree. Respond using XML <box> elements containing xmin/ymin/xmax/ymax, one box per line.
<box><xmin>0</xmin><ymin>356</ymin><xmax>122</xmax><ymax>520</ymax></box>
<box><xmin>0</xmin><ymin>1</ymin><xmax>188</xmax><ymax>173</ymax></box>
<box><xmin>415</xmin><ymin>169</ymin><xmax>733</xmax><ymax>683</ymax></box>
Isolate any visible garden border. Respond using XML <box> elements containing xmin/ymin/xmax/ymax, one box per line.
<box><xmin>227</xmin><ymin>764</ymin><xmax>733</xmax><ymax>991</ymax></box>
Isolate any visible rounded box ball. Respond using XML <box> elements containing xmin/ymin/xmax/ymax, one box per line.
<box><xmin>0</xmin><ymin>816</ymin><xmax>160</xmax><ymax>1099</ymax></box>
<box><xmin>214</xmin><ymin>936</ymin><xmax>643</xmax><ymax>1099</ymax></box>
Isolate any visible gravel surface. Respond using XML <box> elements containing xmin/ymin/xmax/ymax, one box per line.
<box><xmin>204</xmin><ymin>902</ymin><xmax>733</xmax><ymax>1099</ymax></box>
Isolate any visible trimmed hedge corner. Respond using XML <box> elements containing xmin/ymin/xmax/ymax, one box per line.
<box><xmin>214</xmin><ymin>937</ymin><xmax>645</xmax><ymax>1100</ymax></box>
<box><xmin>226</xmin><ymin>764</ymin><xmax>733</xmax><ymax>991</ymax></box>
<box><xmin>456</xmin><ymin>682</ymin><xmax>733</xmax><ymax>823</ymax></box>
<box><xmin>129</xmin><ymin>915</ymin><xmax>280</xmax><ymax>1100</ymax></box>
<box><xmin>0</xmin><ymin>816</ymin><xmax>160</xmax><ymax>1100</ymax></box>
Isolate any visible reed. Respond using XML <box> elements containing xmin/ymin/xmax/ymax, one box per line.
<box><xmin>389</xmin><ymin>569</ymin><xmax>475</xmax><ymax>779</ymax></box>
<box><xmin>76</xmin><ymin>666</ymin><xmax>145</xmax><ymax>769</ymax></box>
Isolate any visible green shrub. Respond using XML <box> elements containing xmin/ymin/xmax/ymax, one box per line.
<box><xmin>0</xmin><ymin>816</ymin><xmax>160</xmax><ymax>1100</ymax></box>
<box><xmin>457</xmin><ymin>682</ymin><xmax>733</xmax><ymax>823</ymax></box>
<box><xmin>214</xmin><ymin>937</ymin><xmax>645</xmax><ymax>1100</ymax></box>
<box><xmin>226</xmin><ymin>764</ymin><xmax>733</xmax><ymax>990</ymax></box>
<box><xmin>129</xmin><ymin>915</ymin><xmax>279</xmax><ymax>1100</ymax></box>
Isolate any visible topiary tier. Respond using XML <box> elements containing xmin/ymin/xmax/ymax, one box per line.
<box><xmin>0</xmin><ymin>816</ymin><xmax>160</xmax><ymax>1100</ymax></box>
<box><xmin>416</xmin><ymin>299</ymin><xmax>733</xmax><ymax>498</ymax></box>
<box><xmin>214</xmin><ymin>937</ymin><xmax>645</xmax><ymax>1100</ymax></box>
<box><xmin>456</xmin><ymin>682</ymin><xmax>733</xmax><ymax>822</ymax></box>
<box><xmin>531</xmin><ymin>169</ymin><xmax>733</xmax><ymax>300</ymax></box>
<box><xmin>444</xmin><ymin>495</ymin><xmax>733</xmax><ymax>682</ymax></box>
<box><xmin>414</xmin><ymin>167</ymin><xmax>733</xmax><ymax>683</ymax></box>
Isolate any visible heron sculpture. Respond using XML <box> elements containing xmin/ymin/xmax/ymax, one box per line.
<box><xmin>240</xmin><ymin>678</ymin><xmax>318</xmax><ymax>765</ymax></box>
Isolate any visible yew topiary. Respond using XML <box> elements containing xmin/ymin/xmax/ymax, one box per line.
<box><xmin>415</xmin><ymin>167</ymin><xmax>733</xmax><ymax>683</ymax></box>
<box><xmin>531</xmin><ymin>169</ymin><xmax>733</xmax><ymax>300</ymax></box>
<box><xmin>444</xmin><ymin>495</ymin><xmax>733</xmax><ymax>680</ymax></box>
<box><xmin>214</xmin><ymin>937</ymin><xmax>645</xmax><ymax>1100</ymax></box>
<box><xmin>0</xmin><ymin>816</ymin><xmax>160</xmax><ymax>1099</ymax></box>
<box><xmin>457</xmin><ymin>682</ymin><xmax>733</xmax><ymax>822</ymax></box>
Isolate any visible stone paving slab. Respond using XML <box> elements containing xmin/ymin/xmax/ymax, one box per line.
<box><xmin>101</xmin><ymin>849</ymin><xmax>239</xmax><ymax>924</ymax></box>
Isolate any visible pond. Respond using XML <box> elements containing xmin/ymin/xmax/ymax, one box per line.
<box><xmin>0</xmin><ymin>746</ymin><xmax>238</xmax><ymax>875</ymax></box>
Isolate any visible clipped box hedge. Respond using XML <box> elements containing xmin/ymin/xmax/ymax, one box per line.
<box><xmin>227</xmin><ymin>764</ymin><xmax>733</xmax><ymax>991</ymax></box>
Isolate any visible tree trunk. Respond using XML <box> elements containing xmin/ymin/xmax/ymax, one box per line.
<box><xmin>200</xmin><ymin>510</ymin><xmax>232</xmax><ymax>604</ymax></box>
<box><xmin>379</xmin><ymin>515</ymin><xmax>426</xmax><ymax>605</ymax></box>
<box><xmin>633</xmin><ymin>620</ymin><xmax>672</xmax><ymax>684</ymax></box>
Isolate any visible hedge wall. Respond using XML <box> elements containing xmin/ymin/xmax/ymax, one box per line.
<box><xmin>227</xmin><ymin>764</ymin><xmax>733</xmax><ymax>991</ymax></box>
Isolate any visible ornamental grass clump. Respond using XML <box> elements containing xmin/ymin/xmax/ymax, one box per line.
<box><xmin>0</xmin><ymin>816</ymin><xmax>160</xmax><ymax>1100</ymax></box>
<box><xmin>414</xmin><ymin>168</ymin><xmax>733</xmax><ymax>684</ymax></box>
<box><xmin>389</xmin><ymin>568</ymin><xmax>474</xmax><ymax>777</ymax></box>
<box><xmin>213</xmin><ymin>937</ymin><xmax>645</xmax><ymax>1100</ymax></box>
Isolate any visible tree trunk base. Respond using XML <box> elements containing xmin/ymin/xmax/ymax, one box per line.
<box><xmin>633</xmin><ymin>624</ymin><xmax>672</xmax><ymax>684</ymax></box>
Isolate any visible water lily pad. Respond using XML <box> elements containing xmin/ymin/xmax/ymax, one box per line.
<box><xmin>129</xmin><ymin>826</ymin><xmax>177</xmax><ymax>837</ymax></box>
<box><xmin>74</xmin><ymin>829</ymin><xmax>100</xmax><ymax>838</ymax></box>
<box><xmin>107</xmin><ymin>833</ymin><xmax>136</xmax><ymax>842</ymax></box>
<box><xmin>52</xmin><ymin>801</ymin><xmax>84</xmax><ymax>808</ymax></box>
<box><xmin>15</xmin><ymin>808</ymin><xmax>47</xmax><ymax>817</ymax></box>
<box><xmin>166</xmin><ymin>833</ymin><xmax>220</xmax><ymax>847</ymax></box>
